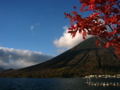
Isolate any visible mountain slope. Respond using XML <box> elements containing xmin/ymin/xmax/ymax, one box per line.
<box><xmin>0</xmin><ymin>37</ymin><xmax>120</xmax><ymax>78</ymax></box>
<box><xmin>0</xmin><ymin>67</ymin><xmax>4</xmax><ymax>71</ymax></box>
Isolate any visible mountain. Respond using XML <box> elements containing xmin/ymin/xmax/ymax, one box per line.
<box><xmin>0</xmin><ymin>37</ymin><xmax>120</xmax><ymax>78</ymax></box>
<box><xmin>0</xmin><ymin>67</ymin><xmax>4</xmax><ymax>71</ymax></box>
<box><xmin>3</xmin><ymin>68</ymin><xmax>14</xmax><ymax>72</ymax></box>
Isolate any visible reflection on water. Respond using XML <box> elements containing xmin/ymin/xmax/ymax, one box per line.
<box><xmin>0</xmin><ymin>78</ymin><xmax>120</xmax><ymax>90</ymax></box>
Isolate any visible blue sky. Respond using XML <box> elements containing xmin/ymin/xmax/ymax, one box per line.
<box><xmin>0</xmin><ymin>0</ymin><xmax>80</xmax><ymax>55</ymax></box>
<box><xmin>0</xmin><ymin>0</ymin><xmax>92</xmax><ymax>69</ymax></box>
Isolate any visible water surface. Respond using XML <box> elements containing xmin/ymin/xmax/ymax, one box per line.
<box><xmin>0</xmin><ymin>78</ymin><xmax>120</xmax><ymax>90</ymax></box>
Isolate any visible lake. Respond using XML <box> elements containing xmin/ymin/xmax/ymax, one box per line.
<box><xmin>0</xmin><ymin>78</ymin><xmax>120</xmax><ymax>90</ymax></box>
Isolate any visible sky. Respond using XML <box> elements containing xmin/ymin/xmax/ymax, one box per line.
<box><xmin>0</xmin><ymin>0</ymin><xmax>93</xmax><ymax>69</ymax></box>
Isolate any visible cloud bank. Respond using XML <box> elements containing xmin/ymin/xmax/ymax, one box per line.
<box><xmin>0</xmin><ymin>47</ymin><xmax>53</xmax><ymax>69</ymax></box>
<box><xmin>54</xmin><ymin>26</ymin><xmax>92</xmax><ymax>53</ymax></box>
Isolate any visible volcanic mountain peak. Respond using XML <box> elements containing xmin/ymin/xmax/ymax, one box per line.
<box><xmin>0</xmin><ymin>37</ymin><xmax>120</xmax><ymax>78</ymax></box>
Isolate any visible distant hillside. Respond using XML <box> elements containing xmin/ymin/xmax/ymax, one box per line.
<box><xmin>0</xmin><ymin>37</ymin><xmax>120</xmax><ymax>78</ymax></box>
<box><xmin>3</xmin><ymin>68</ymin><xmax>14</xmax><ymax>72</ymax></box>
<box><xmin>0</xmin><ymin>67</ymin><xmax>4</xmax><ymax>71</ymax></box>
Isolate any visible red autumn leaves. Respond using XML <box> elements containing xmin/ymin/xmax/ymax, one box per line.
<box><xmin>64</xmin><ymin>0</ymin><xmax>120</xmax><ymax>58</ymax></box>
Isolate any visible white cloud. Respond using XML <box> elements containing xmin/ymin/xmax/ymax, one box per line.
<box><xmin>37</xmin><ymin>23</ymin><xmax>40</xmax><ymax>25</ymax></box>
<box><xmin>54</xmin><ymin>26</ymin><xmax>92</xmax><ymax>53</ymax></box>
<box><xmin>30</xmin><ymin>23</ymin><xmax>40</xmax><ymax>30</ymax></box>
<box><xmin>0</xmin><ymin>47</ymin><xmax>53</xmax><ymax>69</ymax></box>
<box><xmin>30</xmin><ymin>25</ymin><xmax>34</xmax><ymax>30</ymax></box>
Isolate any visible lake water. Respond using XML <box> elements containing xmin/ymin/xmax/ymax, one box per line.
<box><xmin>0</xmin><ymin>78</ymin><xmax>120</xmax><ymax>90</ymax></box>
